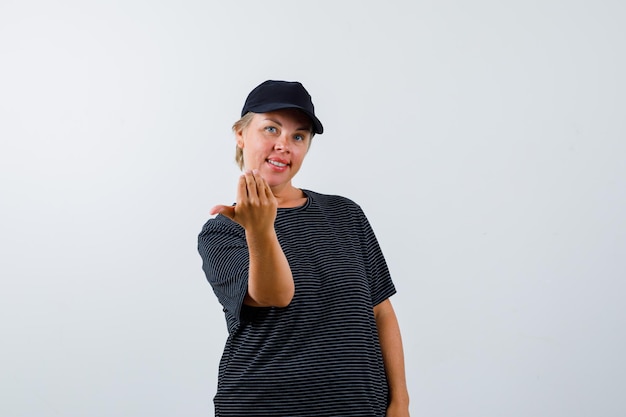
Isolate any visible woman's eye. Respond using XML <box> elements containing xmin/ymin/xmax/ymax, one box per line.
<box><xmin>294</xmin><ymin>134</ymin><xmax>304</xmax><ymax>141</ymax></box>
<box><xmin>265</xmin><ymin>126</ymin><xmax>277</xmax><ymax>133</ymax></box>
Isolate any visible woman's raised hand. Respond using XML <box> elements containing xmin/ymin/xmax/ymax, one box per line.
<box><xmin>210</xmin><ymin>170</ymin><xmax>278</xmax><ymax>234</ymax></box>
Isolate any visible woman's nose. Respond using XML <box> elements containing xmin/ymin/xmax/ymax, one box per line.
<box><xmin>274</xmin><ymin>135</ymin><xmax>288</xmax><ymax>151</ymax></box>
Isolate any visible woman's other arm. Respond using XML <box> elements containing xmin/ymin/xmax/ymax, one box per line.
<box><xmin>374</xmin><ymin>298</ymin><xmax>410</xmax><ymax>417</ymax></box>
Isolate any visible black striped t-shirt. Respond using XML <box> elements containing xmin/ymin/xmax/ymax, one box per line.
<box><xmin>198</xmin><ymin>189</ymin><xmax>396</xmax><ymax>416</ymax></box>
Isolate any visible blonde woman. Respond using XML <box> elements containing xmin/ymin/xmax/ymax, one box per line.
<box><xmin>198</xmin><ymin>80</ymin><xmax>410</xmax><ymax>416</ymax></box>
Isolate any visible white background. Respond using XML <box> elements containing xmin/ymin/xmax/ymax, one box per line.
<box><xmin>1</xmin><ymin>1</ymin><xmax>625</xmax><ymax>416</ymax></box>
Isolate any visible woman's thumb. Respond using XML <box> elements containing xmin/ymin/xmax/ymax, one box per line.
<box><xmin>210</xmin><ymin>204</ymin><xmax>236</xmax><ymax>219</ymax></box>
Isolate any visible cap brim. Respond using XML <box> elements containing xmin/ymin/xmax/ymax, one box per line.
<box><xmin>244</xmin><ymin>103</ymin><xmax>324</xmax><ymax>134</ymax></box>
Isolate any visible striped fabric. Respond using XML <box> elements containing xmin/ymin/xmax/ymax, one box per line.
<box><xmin>198</xmin><ymin>190</ymin><xmax>396</xmax><ymax>416</ymax></box>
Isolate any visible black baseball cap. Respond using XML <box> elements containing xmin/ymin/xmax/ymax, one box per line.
<box><xmin>241</xmin><ymin>80</ymin><xmax>324</xmax><ymax>134</ymax></box>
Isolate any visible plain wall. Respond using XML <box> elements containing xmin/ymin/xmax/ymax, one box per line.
<box><xmin>1</xmin><ymin>1</ymin><xmax>625</xmax><ymax>416</ymax></box>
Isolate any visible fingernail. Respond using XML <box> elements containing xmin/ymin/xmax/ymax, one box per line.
<box><xmin>252</xmin><ymin>169</ymin><xmax>259</xmax><ymax>174</ymax></box>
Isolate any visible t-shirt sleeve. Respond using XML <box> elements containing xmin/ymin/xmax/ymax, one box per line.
<box><xmin>355</xmin><ymin>206</ymin><xmax>397</xmax><ymax>307</ymax></box>
<box><xmin>197</xmin><ymin>216</ymin><xmax>249</xmax><ymax>334</ymax></box>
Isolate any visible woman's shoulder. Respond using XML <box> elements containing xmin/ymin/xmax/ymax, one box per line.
<box><xmin>199</xmin><ymin>213</ymin><xmax>244</xmax><ymax>239</ymax></box>
<box><xmin>303</xmin><ymin>189</ymin><xmax>364</xmax><ymax>212</ymax></box>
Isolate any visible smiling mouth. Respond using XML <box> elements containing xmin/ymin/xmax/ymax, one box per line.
<box><xmin>267</xmin><ymin>159</ymin><xmax>288</xmax><ymax>167</ymax></box>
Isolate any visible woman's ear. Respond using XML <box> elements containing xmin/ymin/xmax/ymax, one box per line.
<box><xmin>235</xmin><ymin>129</ymin><xmax>244</xmax><ymax>149</ymax></box>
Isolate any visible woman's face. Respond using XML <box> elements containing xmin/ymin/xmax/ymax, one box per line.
<box><xmin>236</xmin><ymin>109</ymin><xmax>313</xmax><ymax>190</ymax></box>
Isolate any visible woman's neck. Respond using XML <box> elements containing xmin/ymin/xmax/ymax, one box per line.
<box><xmin>271</xmin><ymin>185</ymin><xmax>306</xmax><ymax>208</ymax></box>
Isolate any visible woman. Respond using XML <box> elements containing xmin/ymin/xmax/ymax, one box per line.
<box><xmin>198</xmin><ymin>80</ymin><xmax>410</xmax><ymax>416</ymax></box>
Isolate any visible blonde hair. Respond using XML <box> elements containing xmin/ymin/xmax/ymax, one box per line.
<box><xmin>232</xmin><ymin>112</ymin><xmax>315</xmax><ymax>170</ymax></box>
<box><xmin>233</xmin><ymin>113</ymin><xmax>255</xmax><ymax>170</ymax></box>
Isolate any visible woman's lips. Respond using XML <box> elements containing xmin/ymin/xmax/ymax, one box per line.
<box><xmin>266</xmin><ymin>158</ymin><xmax>289</xmax><ymax>171</ymax></box>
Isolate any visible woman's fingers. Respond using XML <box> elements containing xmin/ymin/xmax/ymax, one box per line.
<box><xmin>236</xmin><ymin>173</ymin><xmax>247</xmax><ymax>204</ymax></box>
<box><xmin>259</xmin><ymin>174</ymin><xmax>275</xmax><ymax>202</ymax></box>
<box><xmin>223</xmin><ymin>169</ymin><xmax>277</xmax><ymax>231</ymax></box>
<box><xmin>251</xmin><ymin>170</ymin><xmax>270</xmax><ymax>203</ymax></box>
<box><xmin>243</xmin><ymin>169</ymin><xmax>274</xmax><ymax>204</ymax></box>
<box><xmin>243</xmin><ymin>170</ymin><xmax>259</xmax><ymax>202</ymax></box>
<box><xmin>212</xmin><ymin>171</ymin><xmax>275</xmax><ymax>228</ymax></box>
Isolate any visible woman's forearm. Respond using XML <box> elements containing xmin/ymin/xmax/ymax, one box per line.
<box><xmin>374</xmin><ymin>299</ymin><xmax>410</xmax><ymax>413</ymax></box>
<box><xmin>244</xmin><ymin>229</ymin><xmax>294</xmax><ymax>307</ymax></box>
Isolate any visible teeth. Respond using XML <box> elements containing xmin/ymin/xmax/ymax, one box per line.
<box><xmin>268</xmin><ymin>160</ymin><xmax>287</xmax><ymax>167</ymax></box>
